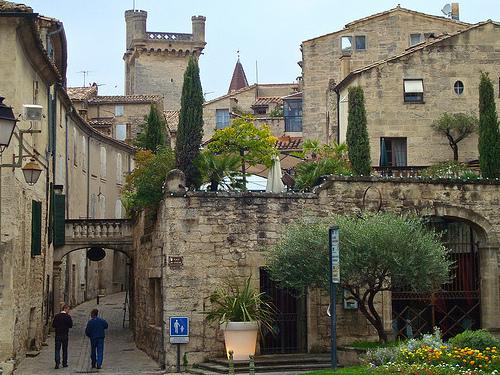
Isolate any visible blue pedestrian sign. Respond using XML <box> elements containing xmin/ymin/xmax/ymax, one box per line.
<box><xmin>169</xmin><ymin>317</ymin><xmax>189</xmax><ymax>344</ymax></box>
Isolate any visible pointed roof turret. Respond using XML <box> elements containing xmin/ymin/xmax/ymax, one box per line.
<box><xmin>228</xmin><ymin>56</ymin><xmax>249</xmax><ymax>94</ymax></box>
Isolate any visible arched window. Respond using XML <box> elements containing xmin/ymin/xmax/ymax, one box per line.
<box><xmin>100</xmin><ymin>146</ymin><xmax>107</xmax><ymax>178</ymax></box>
<box><xmin>115</xmin><ymin>199</ymin><xmax>123</xmax><ymax>219</ymax></box>
<box><xmin>116</xmin><ymin>153</ymin><xmax>123</xmax><ymax>184</ymax></box>
<box><xmin>98</xmin><ymin>194</ymin><xmax>106</xmax><ymax>219</ymax></box>
<box><xmin>82</xmin><ymin>136</ymin><xmax>87</xmax><ymax>171</ymax></box>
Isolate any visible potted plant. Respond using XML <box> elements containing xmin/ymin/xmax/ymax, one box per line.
<box><xmin>206</xmin><ymin>276</ymin><xmax>275</xmax><ymax>361</ymax></box>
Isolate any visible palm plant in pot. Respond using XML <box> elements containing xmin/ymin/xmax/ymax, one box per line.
<box><xmin>206</xmin><ymin>276</ymin><xmax>275</xmax><ymax>361</ymax></box>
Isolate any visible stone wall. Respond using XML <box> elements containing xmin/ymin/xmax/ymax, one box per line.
<box><xmin>337</xmin><ymin>22</ymin><xmax>500</xmax><ymax>166</ymax></box>
<box><xmin>301</xmin><ymin>9</ymin><xmax>468</xmax><ymax>143</ymax></box>
<box><xmin>133</xmin><ymin>176</ymin><xmax>500</xmax><ymax>367</ymax></box>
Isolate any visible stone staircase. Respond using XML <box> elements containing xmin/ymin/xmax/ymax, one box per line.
<box><xmin>190</xmin><ymin>353</ymin><xmax>333</xmax><ymax>375</ymax></box>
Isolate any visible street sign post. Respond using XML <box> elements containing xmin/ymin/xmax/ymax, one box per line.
<box><xmin>329</xmin><ymin>226</ymin><xmax>340</xmax><ymax>371</ymax></box>
<box><xmin>170</xmin><ymin>317</ymin><xmax>189</xmax><ymax>373</ymax></box>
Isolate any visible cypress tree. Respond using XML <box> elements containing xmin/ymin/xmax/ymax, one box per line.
<box><xmin>175</xmin><ymin>56</ymin><xmax>204</xmax><ymax>188</ymax></box>
<box><xmin>478</xmin><ymin>72</ymin><xmax>500</xmax><ymax>178</ymax></box>
<box><xmin>134</xmin><ymin>105</ymin><xmax>168</xmax><ymax>152</ymax></box>
<box><xmin>346</xmin><ymin>86</ymin><xmax>371</xmax><ymax>175</ymax></box>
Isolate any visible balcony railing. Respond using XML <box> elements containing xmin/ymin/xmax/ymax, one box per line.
<box><xmin>373</xmin><ymin>166</ymin><xmax>427</xmax><ymax>178</ymax></box>
<box><xmin>147</xmin><ymin>32</ymin><xmax>193</xmax><ymax>41</ymax></box>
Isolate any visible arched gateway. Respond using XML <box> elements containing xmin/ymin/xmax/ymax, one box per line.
<box><xmin>53</xmin><ymin>219</ymin><xmax>134</xmax><ymax>313</ymax></box>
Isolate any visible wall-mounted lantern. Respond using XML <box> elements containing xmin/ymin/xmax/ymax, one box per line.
<box><xmin>22</xmin><ymin>158</ymin><xmax>43</xmax><ymax>185</ymax></box>
<box><xmin>0</xmin><ymin>96</ymin><xmax>43</xmax><ymax>185</ymax></box>
<box><xmin>0</xmin><ymin>97</ymin><xmax>18</xmax><ymax>152</ymax></box>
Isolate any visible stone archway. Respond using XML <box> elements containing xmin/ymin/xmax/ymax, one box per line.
<box><xmin>393</xmin><ymin>205</ymin><xmax>500</xmax><ymax>337</ymax></box>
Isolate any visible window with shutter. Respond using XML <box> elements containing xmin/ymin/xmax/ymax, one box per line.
<box><xmin>31</xmin><ymin>200</ymin><xmax>42</xmax><ymax>256</ymax></box>
<box><xmin>53</xmin><ymin>194</ymin><xmax>66</xmax><ymax>246</ymax></box>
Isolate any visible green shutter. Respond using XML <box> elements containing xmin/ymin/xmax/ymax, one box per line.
<box><xmin>48</xmin><ymin>184</ymin><xmax>54</xmax><ymax>245</ymax></box>
<box><xmin>53</xmin><ymin>194</ymin><xmax>66</xmax><ymax>246</ymax></box>
<box><xmin>31</xmin><ymin>200</ymin><xmax>42</xmax><ymax>256</ymax></box>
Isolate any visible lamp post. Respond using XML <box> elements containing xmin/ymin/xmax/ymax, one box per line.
<box><xmin>22</xmin><ymin>158</ymin><xmax>43</xmax><ymax>185</ymax></box>
<box><xmin>0</xmin><ymin>97</ymin><xmax>18</xmax><ymax>152</ymax></box>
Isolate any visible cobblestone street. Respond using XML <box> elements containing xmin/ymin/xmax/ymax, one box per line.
<box><xmin>15</xmin><ymin>292</ymin><xmax>163</xmax><ymax>375</ymax></box>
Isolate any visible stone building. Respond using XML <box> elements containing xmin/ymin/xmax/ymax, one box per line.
<box><xmin>124</xmin><ymin>9</ymin><xmax>206</xmax><ymax>111</ymax></box>
<box><xmin>133</xmin><ymin>174</ymin><xmax>500</xmax><ymax>367</ymax></box>
<box><xmin>334</xmin><ymin>21</ymin><xmax>500</xmax><ymax>167</ymax></box>
<box><xmin>0</xmin><ymin>2</ymin><xmax>134</xmax><ymax>372</ymax></box>
<box><xmin>300</xmin><ymin>5</ymin><xmax>469</xmax><ymax>144</ymax></box>
<box><xmin>67</xmin><ymin>84</ymin><xmax>163</xmax><ymax>142</ymax></box>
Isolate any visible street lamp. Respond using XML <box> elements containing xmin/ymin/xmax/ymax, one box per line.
<box><xmin>0</xmin><ymin>97</ymin><xmax>18</xmax><ymax>152</ymax></box>
<box><xmin>22</xmin><ymin>158</ymin><xmax>43</xmax><ymax>185</ymax></box>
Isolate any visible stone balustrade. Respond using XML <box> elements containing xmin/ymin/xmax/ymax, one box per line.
<box><xmin>147</xmin><ymin>31</ymin><xmax>192</xmax><ymax>41</ymax></box>
<box><xmin>65</xmin><ymin>219</ymin><xmax>132</xmax><ymax>241</ymax></box>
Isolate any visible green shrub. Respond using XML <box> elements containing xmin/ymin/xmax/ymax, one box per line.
<box><xmin>422</xmin><ymin>160</ymin><xmax>477</xmax><ymax>179</ymax></box>
<box><xmin>449</xmin><ymin>329</ymin><xmax>500</xmax><ymax>351</ymax></box>
<box><xmin>364</xmin><ymin>346</ymin><xmax>400</xmax><ymax>366</ymax></box>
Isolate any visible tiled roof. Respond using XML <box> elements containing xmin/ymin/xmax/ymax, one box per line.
<box><xmin>228</xmin><ymin>58</ymin><xmax>249</xmax><ymax>93</ymax></box>
<box><xmin>165</xmin><ymin>110</ymin><xmax>179</xmax><ymax>132</ymax></box>
<box><xmin>89</xmin><ymin>119</ymin><xmax>113</xmax><ymax>127</ymax></box>
<box><xmin>302</xmin><ymin>6</ymin><xmax>469</xmax><ymax>44</ymax></box>
<box><xmin>276</xmin><ymin>136</ymin><xmax>303</xmax><ymax>151</ymax></box>
<box><xmin>282</xmin><ymin>92</ymin><xmax>303</xmax><ymax>100</ymax></box>
<box><xmin>67</xmin><ymin>86</ymin><xmax>98</xmax><ymax>101</ymax></box>
<box><xmin>336</xmin><ymin>21</ymin><xmax>492</xmax><ymax>90</ymax></box>
<box><xmin>88</xmin><ymin>95</ymin><xmax>162</xmax><ymax>104</ymax></box>
<box><xmin>252</xmin><ymin>97</ymin><xmax>283</xmax><ymax>107</ymax></box>
<box><xmin>0</xmin><ymin>0</ymin><xmax>32</xmax><ymax>12</ymax></box>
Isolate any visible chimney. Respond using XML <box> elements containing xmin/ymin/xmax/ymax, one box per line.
<box><xmin>339</xmin><ymin>54</ymin><xmax>351</xmax><ymax>80</ymax></box>
<box><xmin>451</xmin><ymin>3</ymin><xmax>459</xmax><ymax>20</ymax></box>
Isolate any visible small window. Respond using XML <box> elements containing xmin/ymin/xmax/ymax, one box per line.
<box><xmin>341</xmin><ymin>36</ymin><xmax>352</xmax><ymax>54</ymax></box>
<box><xmin>115</xmin><ymin>199</ymin><xmax>123</xmax><ymax>219</ymax></box>
<box><xmin>115</xmin><ymin>105</ymin><xmax>124</xmax><ymax>117</ymax></box>
<box><xmin>115</xmin><ymin>124</ymin><xmax>127</xmax><ymax>141</ymax></box>
<box><xmin>454</xmin><ymin>81</ymin><xmax>464</xmax><ymax>95</ymax></box>
<box><xmin>409</xmin><ymin>33</ymin><xmax>423</xmax><ymax>46</ymax></box>
<box><xmin>73</xmin><ymin>128</ymin><xmax>78</xmax><ymax>166</ymax></box>
<box><xmin>380</xmin><ymin>137</ymin><xmax>407</xmax><ymax>167</ymax></box>
<box><xmin>216</xmin><ymin>109</ymin><xmax>230</xmax><ymax>129</ymax></box>
<box><xmin>254</xmin><ymin>107</ymin><xmax>267</xmax><ymax>115</ymax></box>
<box><xmin>355</xmin><ymin>35</ymin><xmax>366</xmax><ymax>50</ymax></box>
<box><xmin>82</xmin><ymin>136</ymin><xmax>87</xmax><ymax>171</ymax></box>
<box><xmin>403</xmin><ymin>79</ymin><xmax>424</xmax><ymax>103</ymax></box>
<box><xmin>116</xmin><ymin>153</ymin><xmax>123</xmax><ymax>184</ymax></box>
<box><xmin>98</xmin><ymin>194</ymin><xmax>106</xmax><ymax>219</ymax></box>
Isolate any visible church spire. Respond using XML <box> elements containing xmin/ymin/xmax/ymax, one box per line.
<box><xmin>228</xmin><ymin>52</ymin><xmax>249</xmax><ymax>93</ymax></box>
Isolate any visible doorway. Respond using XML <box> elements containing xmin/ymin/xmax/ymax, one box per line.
<box><xmin>260</xmin><ymin>268</ymin><xmax>307</xmax><ymax>354</ymax></box>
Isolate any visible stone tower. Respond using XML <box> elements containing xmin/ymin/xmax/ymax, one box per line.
<box><xmin>124</xmin><ymin>10</ymin><xmax>206</xmax><ymax>110</ymax></box>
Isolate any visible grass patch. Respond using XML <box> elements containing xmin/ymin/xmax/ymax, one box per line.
<box><xmin>304</xmin><ymin>367</ymin><xmax>368</xmax><ymax>375</ymax></box>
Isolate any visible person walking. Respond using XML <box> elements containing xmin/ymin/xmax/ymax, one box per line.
<box><xmin>85</xmin><ymin>308</ymin><xmax>109</xmax><ymax>369</ymax></box>
<box><xmin>52</xmin><ymin>304</ymin><xmax>73</xmax><ymax>369</ymax></box>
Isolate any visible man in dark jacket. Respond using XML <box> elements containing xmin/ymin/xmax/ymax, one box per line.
<box><xmin>85</xmin><ymin>308</ymin><xmax>108</xmax><ymax>369</ymax></box>
<box><xmin>52</xmin><ymin>304</ymin><xmax>73</xmax><ymax>369</ymax></box>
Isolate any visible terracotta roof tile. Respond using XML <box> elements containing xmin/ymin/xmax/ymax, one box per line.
<box><xmin>276</xmin><ymin>136</ymin><xmax>303</xmax><ymax>151</ymax></box>
<box><xmin>88</xmin><ymin>95</ymin><xmax>162</xmax><ymax>104</ymax></box>
<box><xmin>0</xmin><ymin>0</ymin><xmax>32</xmax><ymax>12</ymax></box>
<box><xmin>252</xmin><ymin>97</ymin><xmax>283</xmax><ymax>107</ymax></box>
<box><xmin>67</xmin><ymin>86</ymin><xmax>98</xmax><ymax>101</ymax></box>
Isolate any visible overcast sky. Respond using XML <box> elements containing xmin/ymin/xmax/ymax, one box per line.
<box><xmin>26</xmin><ymin>0</ymin><xmax>498</xmax><ymax>100</ymax></box>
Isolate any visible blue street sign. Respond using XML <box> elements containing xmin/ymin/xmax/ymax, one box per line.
<box><xmin>170</xmin><ymin>317</ymin><xmax>189</xmax><ymax>337</ymax></box>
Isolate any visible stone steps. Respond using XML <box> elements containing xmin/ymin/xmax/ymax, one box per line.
<box><xmin>190</xmin><ymin>354</ymin><xmax>334</xmax><ymax>374</ymax></box>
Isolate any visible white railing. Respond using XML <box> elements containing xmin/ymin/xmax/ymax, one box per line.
<box><xmin>65</xmin><ymin>219</ymin><xmax>132</xmax><ymax>241</ymax></box>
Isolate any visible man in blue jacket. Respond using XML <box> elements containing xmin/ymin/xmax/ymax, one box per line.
<box><xmin>85</xmin><ymin>308</ymin><xmax>108</xmax><ymax>369</ymax></box>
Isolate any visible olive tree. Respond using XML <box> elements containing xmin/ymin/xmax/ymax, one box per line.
<box><xmin>266</xmin><ymin>212</ymin><xmax>451</xmax><ymax>343</ymax></box>
<box><xmin>431</xmin><ymin>112</ymin><xmax>478</xmax><ymax>161</ymax></box>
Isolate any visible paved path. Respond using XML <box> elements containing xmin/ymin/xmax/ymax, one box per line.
<box><xmin>15</xmin><ymin>292</ymin><xmax>163</xmax><ymax>375</ymax></box>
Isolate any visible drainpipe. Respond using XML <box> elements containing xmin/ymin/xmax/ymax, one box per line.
<box><xmin>335</xmin><ymin>87</ymin><xmax>341</xmax><ymax>144</ymax></box>
<box><xmin>160</xmin><ymin>220</ymin><xmax>166</xmax><ymax>369</ymax></box>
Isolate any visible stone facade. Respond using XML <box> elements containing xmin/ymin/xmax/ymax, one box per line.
<box><xmin>133</xmin><ymin>176</ymin><xmax>500</xmax><ymax>367</ymax></box>
<box><xmin>124</xmin><ymin>10</ymin><xmax>206</xmax><ymax>110</ymax></box>
<box><xmin>336</xmin><ymin>22</ymin><xmax>500</xmax><ymax>166</ymax></box>
<box><xmin>301</xmin><ymin>6</ymin><xmax>469</xmax><ymax>143</ymax></box>
<box><xmin>0</xmin><ymin>5</ymin><xmax>134</xmax><ymax>371</ymax></box>
<box><xmin>203</xmin><ymin>83</ymin><xmax>299</xmax><ymax>141</ymax></box>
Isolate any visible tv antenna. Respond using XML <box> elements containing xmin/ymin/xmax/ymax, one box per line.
<box><xmin>77</xmin><ymin>70</ymin><xmax>92</xmax><ymax>86</ymax></box>
<box><xmin>441</xmin><ymin>4</ymin><xmax>451</xmax><ymax>17</ymax></box>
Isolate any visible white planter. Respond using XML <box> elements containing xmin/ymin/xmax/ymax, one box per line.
<box><xmin>220</xmin><ymin>321</ymin><xmax>259</xmax><ymax>361</ymax></box>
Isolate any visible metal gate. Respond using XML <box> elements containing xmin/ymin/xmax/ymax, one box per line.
<box><xmin>260</xmin><ymin>269</ymin><xmax>307</xmax><ymax>354</ymax></box>
<box><xmin>392</xmin><ymin>219</ymin><xmax>480</xmax><ymax>339</ymax></box>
